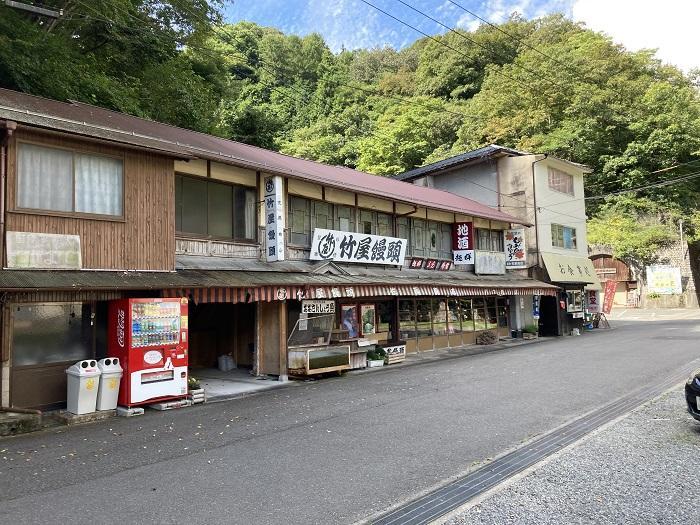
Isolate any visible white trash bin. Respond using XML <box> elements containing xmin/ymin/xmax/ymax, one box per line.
<box><xmin>66</xmin><ymin>360</ymin><xmax>101</xmax><ymax>415</ymax></box>
<box><xmin>96</xmin><ymin>358</ymin><xmax>123</xmax><ymax>411</ymax></box>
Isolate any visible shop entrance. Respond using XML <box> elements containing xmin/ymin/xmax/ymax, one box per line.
<box><xmin>188</xmin><ymin>302</ymin><xmax>255</xmax><ymax>370</ymax></box>
<box><xmin>538</xmin><ymin>296</ymin><xmax>560</xmax><ymax>336</ymax></box>
<box><xmin>10</xmin><ymin>302</ymin><xmax>100</xmax><ymax>410</ymax></box>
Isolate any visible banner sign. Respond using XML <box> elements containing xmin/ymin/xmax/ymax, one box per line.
<box><xmin>602</xmin><ymin>280</ymin><xmax>617</xmax><ymax>314</ymax></box>
<box><xmin>264</xmin><ymin>175</ymin><xmax>285</xmax><ymax>262</ymax></box>
<box><xmin>409</xmin><ymin>258</ymin><xmax>424</xmax><ymax>269</ymax></box>
<box><xmin>452</xmin><ymin>222</ymin><xmax>474</xmax><ymax>265</ymax></box>
<box><xmin>587</xmin><ymin>290</ymin><xmax>600</xmax><ymax>313</ymax></box>
<box><xmin>646</xmin><ymin>265</ymin><xmax>682</xmax><ymax>295</ymax></box>
<box><xmin>504</xmin><ymin>229</ymin><xmax>527</xmax><ymax>268</ymax></box>
<box><xmin>301</xmin><ymin>300</ymin><xmax>336</xmax><ymax>314</ymax></box>
<box><xmin>532</xmin><ymin>295</ymin><xmax>540</xmax><ymax>319</ymax></box>
<box><xmin>475</xmin><ymin>250</ymin><xmax>506</xmax><ymax>275</ymax></box>
<box><xmin>310</xmin><ymin>228</ymin><xmax>407</xmax><ymax>265</ymax></box>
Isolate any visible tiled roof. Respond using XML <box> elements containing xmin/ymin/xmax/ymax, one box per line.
<box><xmin>0</xmin><ymin>88</ymin><xmax>526</xmax><ymax>224</ymax></box>
<box><xmin>393</xmin><ymin>144</ymin><xmax>528</xmax><ymax>181</ymax></box>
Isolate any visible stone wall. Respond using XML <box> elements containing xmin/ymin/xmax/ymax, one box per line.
<box><xmin>641</xmin><ymin>241</ymin><xmax>699</xmax><ymax>308</ymax></box>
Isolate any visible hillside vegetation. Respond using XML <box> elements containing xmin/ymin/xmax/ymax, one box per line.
<box><xmin>2</xmin><ymin>1</ymin><xmax>700</xmax><ymax>257</ymax></box>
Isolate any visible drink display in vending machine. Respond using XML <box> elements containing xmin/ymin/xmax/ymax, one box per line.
<box><xmin>108</xmin><ymin>298</ymin><xmax>189</xmax><ymax>407</ymax></box>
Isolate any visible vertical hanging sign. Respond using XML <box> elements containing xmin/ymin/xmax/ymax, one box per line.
<box><xmin>452</xmin><ymin>222</ymin><xmax>474</xmax><ymax>265</ymax></box>
<box><xmin>504</xmin><ymin>229</ymin><xmax>527</xmax><ymax>268</ymax></box>
<box><xmin>264</xmin><ymin>174</ymin><xmax>285</xmax><ymax>262</ymax></box>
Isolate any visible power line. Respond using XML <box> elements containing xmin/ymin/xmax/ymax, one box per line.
<box><xmin>358</xmin><ymin>0</ymin><xmax>562</xmax><ymax>105</ymax></box>
<box><xmin>391</xmin><ymin>0</ymin><xmax>566</xmax><ymax>94</ymax></box>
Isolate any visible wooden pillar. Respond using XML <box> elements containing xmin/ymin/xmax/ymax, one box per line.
<box><xmin>278</xmin><ymin>301</ymin><xmax>288</xmax><ymax>381</ymax></box>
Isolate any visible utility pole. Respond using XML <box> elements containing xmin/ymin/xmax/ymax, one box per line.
<box><xmin>679</xmin><ymin>219</ymin><xmax>685</xmax><ymax>263</ymax></box>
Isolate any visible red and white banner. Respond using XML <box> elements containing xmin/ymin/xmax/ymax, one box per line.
<box><xmin>602</xmin><ymin>280</ymin><xmax>617</xmax><ymax>314</ymax></box>
<box><xmin>452</xmin><ymin>222</ymin><xmax>474</xmax><ymax>265</ymax></box>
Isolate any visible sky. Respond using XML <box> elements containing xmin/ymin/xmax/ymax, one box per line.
<box><xmin>225</xmin><ymin>0</ymin><xmax>700</xmax><ymax>72</ymax></box>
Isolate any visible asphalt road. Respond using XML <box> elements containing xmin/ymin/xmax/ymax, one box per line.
<box><xmin>2</xmin><ymin>316</ymin><xmax>700</xmax><ymax>525</ymax></box>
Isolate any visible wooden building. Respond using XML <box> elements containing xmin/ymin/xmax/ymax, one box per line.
<box><xmin>0</xmin><ymin>88</ymin><xmax>557</xmax><ymax>410</ymax></box>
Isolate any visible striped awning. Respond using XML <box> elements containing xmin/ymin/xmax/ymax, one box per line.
<box><xmin>162</xmin><ymin>283</ymin><xmax>556</xmax><ymax>304</ymax></box>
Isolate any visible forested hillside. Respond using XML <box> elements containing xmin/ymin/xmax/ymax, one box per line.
<box><xmin>2</xmin><ymin>1</ymin><xmax>700</xmax><ymax>258</ymax></box>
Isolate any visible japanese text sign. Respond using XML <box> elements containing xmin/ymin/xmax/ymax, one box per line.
<box><xmin>603</xmin><ymin>280</ymin><xmax>617</xmax><ymax>314</ymax></box>
<box><xmin>310</xmin><ymin>228</ymin><xmax>407</xmax><ymax>266</ymax></box>
<box><xmin>586</xmin><ymin>290</ymin><xmax>600</xmax><ymax>313</ymax></box>
<box><xmin>504</xmin><ymin>229</ymin><xmax>526</xmax><ymax>268</ymax></box>
<box><xmin>264</xmin><ymin>175</ymin><xmax>285</xmax><ymax>262</ymax></box>
<box><xmin>452</xmin><ymin>222</ymin><xmax>474</xmax><ymax>265</ymax></box>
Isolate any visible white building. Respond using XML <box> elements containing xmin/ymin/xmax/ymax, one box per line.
<box><xmin>395</xmin><ymin>145</ymin><xmax>600</xmax><ymax>335</ymax></box>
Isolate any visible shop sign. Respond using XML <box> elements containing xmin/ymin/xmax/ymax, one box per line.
<box><xmin>572</xmin><ymin>312</ymin><xmax>584</xmax><ymax>319</ymax></box>
<box><xmin>264</xmin><ymin>175</ymin><xmax>285</xmax><ymax>262</ymax></box>
<box><xmin>587</xmin><ymin>290</ymin><xmax>600</xmax><ymax>313</ymax></box>
<box><xmin>646</xmin><ymin>265</ymin><xmax>682</xmax><ymax>295</ymax></box>
<box><xmin>301</xmin><ymin>300</ymin><xmax>336</xmax><ymax>314</ymax></box>
<box><xmin>504</xmin><ymin>229</ymin><xmax>527</xmax><ymax>268</ymax></box>
<box><xmin>603</xmin><ymin>280</ymin><xmax>616</xmax><ymax>314</ymax></box>
<box><xmin>425</xmin><ymin>259</ymin><xmax>438</xmax><ymax>270</ymax></box>
<box><xmin>6</xmin><ymin>231</ymin><xmax>82</xmax><ymax>269</ymax></box>
<box><xmin>310</xmin><ymin>228</ymin><xmax>407</xmax><ymax>265</ymax></box>
<box><xmin>384</xmin><ymin>345</ymin><xmax>406</xmax><ymax>356</ymax></box>
<box><xmin>595</xmin><ymin>268</ymin><xmax>617</xmax><ymax>275</ymax></box>
<box><xmin>452</xmin><ymin>222</ymin><xmax>474</xmax><ymax>265</ymax></box>
<box><xmin>474</xmin><ymin>250</ymin><xmax>506</xmax><ymax>275</ymax></box>
<box><xmin>409</xmin><ymin>258</ymin><xmax>424</xmax><ymax>269</ymax></box>
<box><xmin>533</xmin><ymin>296</ymin><xmax>540</xmax><ymax>319</ymax></box>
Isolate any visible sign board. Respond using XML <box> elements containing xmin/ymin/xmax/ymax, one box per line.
<box><xmin>602</xmin><ymin>279</ymin><xmax>617</xmax><ymax>314</ymax></box>
<box><xmin>586</xmin><ymin>290</ymin><xmax>600</xmax><ymax>313</ymax></box>
<box><xmin>310</xmin><ymin>228</ymin><xmax>407</xmax><ymax>265</ymax></box>
<box><xmin>301</xmin><ymin>300</ymin><xmax>336</xmax><ymax>314</ymax></box>
<box><xmin>474</xmin><ymin>250</ymin><xmax>506</xmax><ymax>275</ymax></box>
<box><xmin>541</xmin><ymin>253</ymin><xmax>597</xmax><ymax>284</ymax></box>
<box><xmin>6</xmin><ymin>231</ymin><xmax>82</xmax><ymax>269</ymax></box>
<box><xmin>382</xmin><ymin>344</ymin><xmax>406</xmax><ymax>364</ymax></box>
<box><xmin>452</xmin><ymin>222</ymin><xmax>474</xmax><ymax>265</ymax></box>
<box><xmin>532</xmin><ymin>296</ymin><xmax>540</xmax><ymax>319</ymax></box>
<box><xmin>504</xmin><ymin>229</ymin><xmax>527</xmax><ymax>268</ymax></box>
<box><xmin>264</xmin><ymin>175</ymin><xmax>285</xmax><ymax>262</ymax></box>
<box><xmin>646</xmin><ymin>265</ymin><xmax>682</xmax><ymax>295</ymax></box>
<box><xmin>409</xmin><ymin>258</ymin><xmax>424</xmax><ymax>269</ymax></box>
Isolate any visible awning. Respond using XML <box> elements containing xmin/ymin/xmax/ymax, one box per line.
<box><xmin>162</xmin><ymin>282</ymin><xmax>557</xmax><ymax>304</ymax></box>
<box><xmin>541</xmin><ymin>253</ymin><xmax>598</xmax><ymax>284</ymax></box>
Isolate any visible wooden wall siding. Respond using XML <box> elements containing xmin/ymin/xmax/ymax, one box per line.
<box><xmin>6</xmin><ymin>129</ymin><xmax>175</xmax><ymax>271</ymax></box>
<box><xmin>591</xmin><ymin>255</ymin><xmax>631</xmax><ymax>281</ymax></box>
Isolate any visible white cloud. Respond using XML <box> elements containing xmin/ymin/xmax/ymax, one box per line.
<box><xmin>572</xmin><ymin>0</ymin><xmax>700</xmax><ymax>72</ymax></box>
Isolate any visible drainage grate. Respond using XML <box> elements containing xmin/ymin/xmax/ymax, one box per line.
<box><xmin>372</xmin><ymin>368</ymin><xmax>691</xmax><ymax>525</ymax></box>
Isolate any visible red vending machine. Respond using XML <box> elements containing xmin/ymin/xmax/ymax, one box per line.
<box><xmin>108</xmin><ymin>298</ymin><xmax>189</xmax><ymax>407</ymax></box>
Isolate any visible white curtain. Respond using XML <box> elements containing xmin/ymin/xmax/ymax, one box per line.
<box><xmin>18</xmin><ymin>143</ymin><xmax>73</xmax><ymax>211</ymax></box>
<box><xmin>75</xmin><ymin>154</ymin><xmax>123</xmax><ymax>216</ymax></box>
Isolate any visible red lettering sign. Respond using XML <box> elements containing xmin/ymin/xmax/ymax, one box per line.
<box><xmin>603</xmin><ymin>280</ymin><xmax>617</xmax><ymax>314</ymax></box>
<box><xmin>452</xmin><ymin>222</ymin><xmax>473</xmax><ymax>251</ymax></box>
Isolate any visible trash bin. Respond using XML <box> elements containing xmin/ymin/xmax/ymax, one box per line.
<box><xmin>66</xmin><ymin>360</ymin><xmax>101</xmax><ymax>415</ymax></box>
<box><xmin>96</xmin><ymin>357</ymin><xmax>123</xmax><ymax>411</ymax></box>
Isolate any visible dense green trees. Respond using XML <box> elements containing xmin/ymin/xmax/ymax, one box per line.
<box><xmin>2</xmin><ymin>3</ymin><xmax>700</xmax><ymax>261</ymax></box>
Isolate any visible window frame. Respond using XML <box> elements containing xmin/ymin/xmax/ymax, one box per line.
<box><xmin>475</xmin><ymin>228</ymin><xmax>505</xmax><ymax>252</ymax></box>
<box><xmin>547</xmin><ymin>167</ymin><xmax>575</xmax><ymax>196</ymax></box>
<box><xmin>551</xmin><ymin>223</ymin><xmax>577</xmax><ymax>250</ymax></box>
<box><xmin>15</xmin><ymin>140</ymin><xmax>126</xmax><ymax>222</ymax></box>
<box><xmin>175</xmin><ymin>173</ymin><xmax>258</xmax><ymax>243</ymax></box>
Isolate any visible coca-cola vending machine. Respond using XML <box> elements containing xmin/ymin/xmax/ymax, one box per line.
<box><xmin>108</xmin><ymin>298</ymin><xmax>188</xmax><ymax>407</ymax></box>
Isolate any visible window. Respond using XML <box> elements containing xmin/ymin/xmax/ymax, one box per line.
<box><xmin>289</xmin><ymin>195</ymin><xmax>311</xmax><ymax>246</ymax></box>
<box><xmin>335</xmin><ymin>205</ymin><xmax>354</xmax><ymax>232</ymax></box>
<box><xmin>176</xmin><ymin>174</ymin><xmax>256</xmax><ymax>241</ymax></box>
<box><xmin>396</xmin><ymin>217</ymin><xmax>411</xmax><ymax>256</ymax></box>
<box><xmin>551</xmin><ymin>224</ymin><xmax>577</xmax><ymax>250</ymax></box>
<box><xmin>412</xmin><ymin>219</ymin><xmax>426</xmax><ymax>256</ymax></box>
<box><xmin>18</xmin><ymin>143</ymin><xmax>123</xmax><ymax>217</ymax></box>
<box><xmin>360</xmin><ymin>209</ymin><xmax>375</xmax><ymax>235</ymax></box>
<box><xmin>548</xmin><ymin>167</ymin><xmax>574</xmax><ymax>195</ymax></box>
<box><xmin>312</xmin><ymin>201</ymin><xmax>334</xmax><ymax>230</ymax></box>
<box><xmin>476</xmin><ymin>228</ymin><xmax>504</xmax><ymax>251</ymax></box>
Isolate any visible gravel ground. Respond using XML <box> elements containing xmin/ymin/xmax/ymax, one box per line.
<box><xmin>446</xmin><ymin>386</ymin><xmax>700</xmax><ymax>525</ymax></box>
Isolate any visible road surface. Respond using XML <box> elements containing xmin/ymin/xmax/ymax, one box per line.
<box><xmin>1</xmin><ymin>314</ymin><xmax>699</xmax><ymax>524</ymax></box>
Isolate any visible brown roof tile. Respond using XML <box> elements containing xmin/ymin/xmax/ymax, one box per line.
<box><xmin>0</xmin><ymin>88</ymin><xmax>526</xmax><ymax>224</ymax></box>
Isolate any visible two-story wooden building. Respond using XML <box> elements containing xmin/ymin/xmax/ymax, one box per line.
<box><xmin>0</xmin><ymin>89</ymin><xmax>557</xmax><ymax>410</ymax></box>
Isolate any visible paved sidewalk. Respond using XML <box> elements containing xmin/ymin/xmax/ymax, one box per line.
<box><xmin>609</xmin><ymin>308</ymin><xmax>700</xmax><ymax>322</ymax></box>
<box><xmin>444</xmin><ymin>385</ymin><xmax>700</xmax><ymax>525</ymax></box>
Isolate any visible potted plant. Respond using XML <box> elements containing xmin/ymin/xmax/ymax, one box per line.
<box><xmin>522</xmin><ymin>324</ymin><xmax>539</xmax><ymax>340</ymax></box>
<box><xmin>187</xmin><ymin>376</ymin><xmax>206</xmax><ymax>404</ymax></box>
<box><xmin>366</xmin><ymin>347</ymin><xmax>387</xmax><ymax>368</ymax></box>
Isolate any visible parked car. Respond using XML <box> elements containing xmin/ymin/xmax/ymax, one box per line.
<box><xmin>685</xmin><ymin>369</ymin><xmax>700</xmax><ymax>421</ymax></box>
